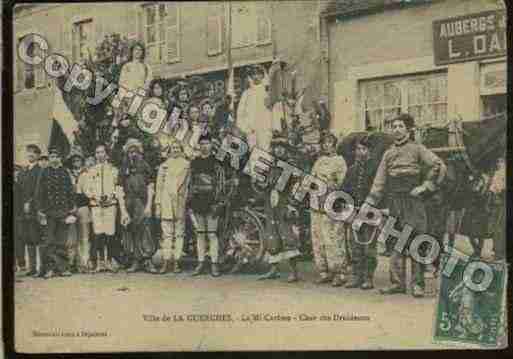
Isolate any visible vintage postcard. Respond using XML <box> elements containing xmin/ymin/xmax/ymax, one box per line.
<box><xmin>10</xmin><ymin>0</ymin><xmax>508</xmax><ymax>353</ymax></box>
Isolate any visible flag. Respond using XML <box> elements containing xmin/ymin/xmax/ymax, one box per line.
<box><xmin>48</xmin><ymin>85</ymin><xmax>78</xmax><ymax>158</ymax></box>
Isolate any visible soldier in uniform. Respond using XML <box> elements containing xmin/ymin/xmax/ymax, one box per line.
<box><xmin>37</xmin><ymin>148</ymin><xmax>77</xmax><ymax>279</ymax></box>
<box><xmin>343</xmin><ymin>135</ymin><xmax>377</xmax><ymax>289</ymax></box>
<box><xmin>154</xmin><ymin>139</ymin><xmax>191</xmax><ymax>274</ymax></box>
<box><xmin>189</xmin><ymin>134</ymin><xmax>225</xmax><ymax>277</ymax></box>
<box><xmin>258</xmin><ymin>135</ymin><xmax>304</xmax><ymax>282</ymax></box>
<box><xmin>120</xmin><ymin>139</ymin><xmax>157</xmax><ymax>273</ymax></box>
<box><xmin>84</xmin><ymin>143</ymin><xmax>129</xmax><ymax>273</ymax></box>
<box><xmin>19</xmin><ymin>144</ymin><xmax>43</xmax><ymax>276</ymax></box>
<box><xmin>310</xmin><ymin>133</ymin><xmax>348</xmax><ymax>287</ymax></box>
<box><xmin>366</xmin><ymin>114</ymin><xmax>446</xmax><ymax>298</ymax></box>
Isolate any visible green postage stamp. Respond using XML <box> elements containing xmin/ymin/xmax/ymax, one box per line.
<box><xmin>433</xmin><ymin>253</ymin><xmax>508</xmax><ymax>347</ymax></box>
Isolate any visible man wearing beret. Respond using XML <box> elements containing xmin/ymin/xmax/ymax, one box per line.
<box><xmin>37</xmin><ymin>148</ymin><xmax>77</xmax><ymax>278</ymax></box>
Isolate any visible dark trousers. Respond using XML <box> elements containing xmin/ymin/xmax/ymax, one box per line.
<box><xmin>91</xmin><ymin>234</ymin><xmax>120</xmax><ymax>263</ymax></box>
<box><xmin>22</xmin><ymin>217</ymin><xmax>41</xmax><ymax>270</ymax></box>
<box><xmin>44</xmin><ymin>217</ymin><xmax>70</xmax><ymax>273</ymax></box>
<box><xmin>350</xmin><ymin>224</ymin><xmax>377</xmax><ymax>280</ymax></box>
<box><xmin>15</xmin><ymin>218</ymin><xmax>26</xmax><ymax>267</ymax></box>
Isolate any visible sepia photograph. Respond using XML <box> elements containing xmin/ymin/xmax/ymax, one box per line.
<box><xmin>8</xmin><ymin>0</ymin><xmax>508</xmax><ymax>353</ymax></box>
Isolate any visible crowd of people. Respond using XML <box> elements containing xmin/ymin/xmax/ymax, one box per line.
<box><xmin>14</xmin><ymin>43</ymin><xmax>506</xmax><ymax>300</ymax></box>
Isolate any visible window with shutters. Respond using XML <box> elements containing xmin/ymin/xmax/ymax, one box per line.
<box><xmin>231</xmin><ymin>2</ymin><xmax>271</xmax><ymax>49</ymax></box>
<box><xmin>360</xmin><ymin>73</ymin><xmax>448</xmax><ymax>132</ymax></box>
<box><xmin>207</xmin><ymin>15</ymin><xmax>223</xmax><ymax>56</ymax></box>
<box><xmin>72</xmin><ymin>18</ymin><xmax>93</xmax><ymax>64</ymax></box>
<box><xmin>141</xmin><ymin>3</ymin><xmax>180</xmax><ymax>64</ymax></box>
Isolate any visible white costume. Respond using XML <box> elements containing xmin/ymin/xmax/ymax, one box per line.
<box><xmin>84</xmin><ymin>162</ymin><xmax>122</xmax><ymax>236</ymax></box>
<box><xmin>118</xmin><ymin>60</ymin><xmax>153</xmax><ymax>93</ymax></box>
<box><xmin>236</xmin><ymin>78</ymin><xmax>279</xmax><ymax>151</ymax></box>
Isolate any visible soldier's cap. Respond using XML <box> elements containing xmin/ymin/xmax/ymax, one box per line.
<box><xmin>249</xmin><ymin>64</ymin><xmax>265</xmax><ymax>76</ymax></box>
<box><xmin>67</xmin><ymin>146</ymin><xmax>85</xmax><ymax>161</ymax></box>
<box><xmin>357</xmin><ymin>134</ymin><xmax>371</xmax><ymax>148</ymax></box>
<box><xmin>199</xmin><ymin>98</ymin><xmax>214</xmax><ymax>110</ymax></box>
<box><xmin>198</xmin><ymin>133</ymin><xmax>212</xmax><ymax>143</ymax></box>
<box><xmin>123</xmin><ymin>138</ymin><xmax>144</xmax><ymax>153</ymax></box>
<box><xmin>26</xmin><ymin>144</ymin><xmax>42</xmax><ymax>155</ymax></box>
<box><xmin>271</xmin><ymin>134</ymin><xmax>293</xmax><ymax>151</ymax></box>
<box><xmin>48</xmin><ymin>147</ymin><xmax>62</xmax><ymax>156</ymax></box>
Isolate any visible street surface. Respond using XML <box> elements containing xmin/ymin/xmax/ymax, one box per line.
<box><xmin>15</xmin><ymin>259</ymin><xmax>476</xmax><ymax>352</ymax></box>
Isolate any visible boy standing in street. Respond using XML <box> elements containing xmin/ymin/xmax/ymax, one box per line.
<box><xmin>189</xmin><ymin>134</ymin><xmax>225</xmax><ymax>277</ymax></box>
<box><xmin>154</xmin><ymin>139</ymin><xmax>191</xmax><ymax>274</ymax></box>
<box><xmin>344</xmin><ymin>135</ymin><xmax>377</xmax><ymax>289</ymax></box>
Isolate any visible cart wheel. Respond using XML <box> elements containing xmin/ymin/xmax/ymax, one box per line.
<box><xmin>224</xmin><ymin>208</ymin><xmax>267</xmax><ymax>271</ymax></box>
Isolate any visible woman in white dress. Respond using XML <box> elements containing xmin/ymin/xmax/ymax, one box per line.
<box><xmin>112</xmin><ymin>43</ymin><xmax>153</xmax><ymax>127</ymax></box>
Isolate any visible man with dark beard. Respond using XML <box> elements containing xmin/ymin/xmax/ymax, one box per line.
<box><xmin>120</xmin><ymin>138</ymin><xmax>157</xmax><ymax>273</ymax></box>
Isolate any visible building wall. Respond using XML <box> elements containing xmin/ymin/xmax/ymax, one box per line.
<box><xmin>13</xmin><ymin>2</ymin><xmax>322</xmax><ymax>162</ymax></box>
<box><xmin>327</xmin><ymin>0</ymin><xmax>506</xmax><ymax>135</ymax></box>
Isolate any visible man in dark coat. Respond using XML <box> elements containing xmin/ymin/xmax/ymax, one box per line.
<box><xmin>14</xmin><ymin>164</ymin><xmax>25</xmax><ymax>273</ymax></box>
<box><xmin>19</xmin><ymin>144</ymin><xmax>44</xmax><ymax>276</ymax></box>
<box><xmin>37</xmin><ymin>147</ymin><xmax>77</xmax><ymax>278</ymax></box>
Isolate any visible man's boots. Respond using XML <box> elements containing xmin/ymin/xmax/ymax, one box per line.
<box><xmin>211</xmin><ymin>263</ymin><xmax>221</xmax><ymax>277</ymax></box>
<box><xmin>192</xmin><ymin>261</ymin><xmax>206</xmax><ymax>276</ymax></box>
<box><xmin>126</xmin><ymin>260</ymin><xmax>141</xmax><ymax>273</ymax></box>
<box><xmin>361</xmin><ymin>275</ymin><xmax>374</xmax><ymax>290</ymax></box>
<box><xmin>346</xmin><ymin>273</ymin><xmax>363</xmax><ymax>288</ymax></box>
<box><xmin>173</xmin><ymin>260</ymin><xmax>182</xmax><ymax>273</ymax></box>
<box><xmin>360</xmin><ymin>265</ymin><xmax>374</xmax><ymax>290</ymax></box>
<box><xmin>287</xmin><ymin>259</ymin><xmax>299</xmax><ymax>283</ymax></box>
<box><xmin>258</xmin><ymin>263</ymin><xmax>280</xmax><ymax>280</ymax></box>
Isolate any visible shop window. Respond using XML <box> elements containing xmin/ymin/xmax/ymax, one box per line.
<box><xmin>360</xmin><ymin>73</ymin><xmax>447</xmax><ymax>131</ymax></box>
<box><xmin>142</xmin><ymin>2</ymin><xmax>180</xmax><ymax>64</ymax></box>
<box><xmin>72</xmin><ymin>18</ymin><xmax>93</xmax><ymax>64</ymax></box>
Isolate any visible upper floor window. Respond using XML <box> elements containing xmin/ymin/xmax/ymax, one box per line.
<box><xmin>141</xmin><ymin>2</ymin><xmax>180</xmax><ymax>64</ymax></box>
<box><xmin>231</xmin><ymin>2</ymin><xmax>271</xmax><ymax>49</ymax></box>
<box><xmin>15</xmin><ymin>33</ymin><xmax>47</xmax><ymax>92</ymax></box>
<box><xmin>72</xmin><ymin>18</ymin><xmax>93</xmax><ymax>64</ymax></box>
<box><xmin>360</xmin><ymin>72</ymin><xmax>448</xmax><ymax>132</ymax></box>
